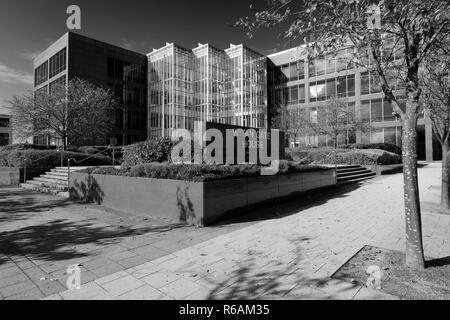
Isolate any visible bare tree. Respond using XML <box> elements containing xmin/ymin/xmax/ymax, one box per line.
<box><xmin>9</xmin><ymin>78</ymin><xmax>117</xmax><ymax>150</ymax></box>
<box><xmin>421</xmin><ymin>37</ymin><xmax>450</xmax><ymax>209</ymax></box>
<box><xmin>236</xmin><ymin>0</ymin><xmax>450</xmax><ymax>270</ymax></box>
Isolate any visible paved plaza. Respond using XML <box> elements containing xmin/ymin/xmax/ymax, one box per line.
<box><xmin>0</xmin><ymin>162</ymin><xmax>449</xmax><ymax>300</ymax></box>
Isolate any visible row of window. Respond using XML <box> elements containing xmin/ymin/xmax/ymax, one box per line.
<box><xmin>49</xmin><ymin>48</ymin><xmax>66</xmax><ymax>79</ymax></box>
<box><xmin>291</xmin><ymin>126</ymin><xmax>402</xmax><ymax>148</ymax></box>
<box><xmin>34</xmin><ymin>48</ymin><xmax>67</xmax><ymax>87</ymax></box>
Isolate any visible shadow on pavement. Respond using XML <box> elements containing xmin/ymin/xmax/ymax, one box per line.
<box><xmin>204</xmin><ymin>237</ymin><xmax>359</xmax><ymax>300</ymax></box>
<box><xmin>216</xmin><ymin>182</ymin><xmax>364</xmax><ymax>227</ymax></box>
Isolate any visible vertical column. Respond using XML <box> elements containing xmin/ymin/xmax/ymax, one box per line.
<box><xmin>354</xmin><ymin>70</ymin><xmax>362</xmax><ymax>143</ymax></box>
<box><xmin>425</xmin><ymin>120</ymin><xmax>433</xmax><ymax>161</ymax></box>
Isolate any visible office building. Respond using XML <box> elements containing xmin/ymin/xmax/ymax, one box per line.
<box><xmin>33</xmin><ymin>32</ymin><xmax>147</xmax><ymax>146</ymax></box>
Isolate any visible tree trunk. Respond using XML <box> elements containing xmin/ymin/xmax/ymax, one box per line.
<box><xmin>402</xmin><ymin>114</ymin><xmax>426</xmax><ymax>270</ymax></box>
<box><xmin>441</xmin><ymin>143</ymin><xmax>450</xmax><ymax>209</ymax></box>
<box><xmin>63</xmin><ymin>134</ymin><xmax>67</xmax><ymax>151</ymax></box>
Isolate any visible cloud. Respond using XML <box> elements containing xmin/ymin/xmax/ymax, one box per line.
<box><xmin>19</xmin><ymin>50</ymin><xmax>41</xmax><ymax>61</ymax></box>
<box><xmin>0</xmin><ymin>62</ymin><xmax>33</xmax><ymax>86</ymax></box>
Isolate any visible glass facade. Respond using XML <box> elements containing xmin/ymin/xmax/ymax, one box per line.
<box><xmin>49</xmin><ymin>48</ymin><xmax>67</xmax><ymax>79</ymax></box>
<box><xmin>268</xmin><ymin>45</ymin><xmax>412</xmax><ymax>148</ymax></box>
<box><xmin>148</xmin><ymin>43</ymin><xmax>267</xmax><ymax>139</ymax></box>
<box><xmin>34</xmin><ymin>61</ymin><xmax>48</xmax><ymax>87</ymax></box>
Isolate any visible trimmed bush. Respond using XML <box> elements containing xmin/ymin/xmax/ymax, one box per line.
<box><xmin>342</xmin><ymin>143</ymin><xmax>402</xmax><ymax>156</ymax></box>
<box><xmin>0</xmin><ymin>150</ymin><xmax>112</xmax><ymax>170</ymax></box>
<box><xmin>122</xmin><ymin>138</ymin><xmax>173</xmax><ymax>167</ymax></box>
<box><xmin>0</xmin><ymin>143</ymin><xmax>56</xmax><ymax>152</ymax></box>
<box><xmin>82</xmin><ymin>162</ymin><xmax>330</xmax><ymax>182</ymax></box>
<box><xmin>285</xmin><ymin>147</ymin><xmax>401</xmax><ymax>165</ymax></box>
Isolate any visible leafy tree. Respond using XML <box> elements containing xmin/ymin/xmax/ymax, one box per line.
<box><xmin>278</xmin><ymin>104</ymin><xmax>313</xmax><ymax>147</ymax></box>
<box><xmin>311</xmin><ymin>97</ymin><xmax>370</xmax><ymax>149</ymax></box>
<box><xmin>9</xmin><ymin>78</ymin><xmax>117</xmax><ymax>150</ymax></box>
<box><xmin>421</xmin><ymin>36</ymin><xmax>450</xmax><ymax>209</ymax></box>
<box><xmin>237</xmin><ymin>0</ymin><xmax>450</xmax><ymax>270</ymax></box>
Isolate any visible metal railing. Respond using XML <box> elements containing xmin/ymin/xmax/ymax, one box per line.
<box><xmin>21</xmin><ymin>145</ymin><xmax>119</xmax><ymax>184</ymax></box>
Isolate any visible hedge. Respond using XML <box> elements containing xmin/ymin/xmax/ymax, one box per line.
<box><xmin>122</xmin><ymin>138</ymin><xmax>173</xmax><ymax>167</ymax></box>
<box><xmin>81</xmin><ymin>161</ymin><xmax>330</xmax><ymax>182</ymax></box>
<box><xmin>0</xmin><ymin>143</ymin><xmax>57</xmax><ymax>152</ymax></box>
<box><xmin>286</xmin><ymin>147</ymin><xmax>401</xmax><ymax>165</ymax></box>
<box><xmin>0</xmin><ymin>150</ymin><xmax>112</xmax><ymax>169</ymax></box>
<box><xmin>342</xmin><ymin>143</ymin><xmax>402</xmax><ymax>156</ymax></box>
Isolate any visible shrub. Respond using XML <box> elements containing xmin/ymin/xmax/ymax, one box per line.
<box><xmin>342</xmin><ymin>143</ymin><xmax>402</xmax><ymax>156</ymax></box>
<box><xmin>284</xmin><ymin>147</ymin><xmax>401</xmax><ymax>165</ymax></box>
<box><xmin>0</xmin><ymin>150</ymin><xmax>112</xmax><ymax>170</ymax></box>
<box><xmin>314</xmin><ymin>149</ymin><xmax>401</xmax><ymax>165</ymax></box>
<box><xmin>83</xmin><ymin>162</ymin><xmax>330</xmax><ymax>182</ymax></box>
<box><xmin>0</xmin><ymin>143</ymin><xmax>56</xmax><ymax>152</ymax></box>
<box><xmin>122</xmin><ymin>138</ymin><xmax>173</xmax><ymax>167</ymax></box>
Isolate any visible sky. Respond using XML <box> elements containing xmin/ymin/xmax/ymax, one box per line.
<box><xmin>0</xmin><ymin>0</ymin><xmax>296</xmax><ymax>115</ymax></box>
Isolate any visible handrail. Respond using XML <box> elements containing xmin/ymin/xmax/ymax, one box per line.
<box><xmin>21</xmin><ymin>145</ymin><xmax>120</xmax><ymax>183</ymax></box>
<box><xmin>70</xmin><ymin>145</ymin><xmax>118</xmax><ymax>167</ymax></box>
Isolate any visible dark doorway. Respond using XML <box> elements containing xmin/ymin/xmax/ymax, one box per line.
<box><xmin>417</xmin><ymin>125</ymin><xmax>426</xmax><ymax>161</ymax></box>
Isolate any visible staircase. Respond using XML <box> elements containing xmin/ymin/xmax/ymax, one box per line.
<box><xmin>20</xmin><ymin>167</ymin><xmax>86</xmax><ymax>198</ymax></box>
<box><xmin>336</xmin><ymin>165</ymin><xmax>376</xmax><ymax>184</ymax></box>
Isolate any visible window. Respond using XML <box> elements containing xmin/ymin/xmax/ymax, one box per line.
<box><xmin>298</xmin><ymin>84</ymin><xmax>305</xmax><ymax>103</ymax></box>
<box><xmin>383</xmin><ymin>99</ymin><xmax>396</xmax><ymax>121</ymax></box>
<box><xmin>0</xmin><ymin>133</ymin><xmax>9</xmax><ymax>146</ymax></box>
<box><xmin>384</xmin><ymin>127</ymin><xmax>397</xmax><ymax>145</ymax></box>
<box><xmin>34</xmin><ymin>61</ymin><xmax>48</xmax><ymax>87</ymax></box>
<box><xmin>0</xmin><ymin>118</ymin><xmax>10</xmax><ymax>128</ymax></box>
<box><xmin>308</xmin><ymin>59</ymin><xmax>316</xmax><ymax>78</ymax></box>
<box><xmin>289</xmin><ymin>62</ymin><xmax>298</xmax><ymax>81</ymax></box>
<box><xmin>361</xmin><ymin>100</ymin><xmax>370</xmax><ymax>122</ymax></box>
<box><xmin>310</xmin><ymin>81</ymin><xmax>326</xmax><ymax>102</ymax></box>
<box><xmin>49</xmin><ymin>76</ymin><xmax>66</xmax><ymax>94</ymax></box>
<box><xmin>49</xmin><ymin>48</ymin><xmax>66</xmax><ymax>79</ymax></box>
<box><xmin>337</xmin><ymin>77</ymin><xmax>347</xmax><ymax>97</ymax></box>
<box><xmin>361</xmin><ymin>72</ymin><xmax>370</xmax><ymax>95</ymax></box>
<box><xmin>371</xmin><ymin>99</ymin><xmax>383</xmax><ymax>122</ymax></box>
<box><xmin>297</xmin><ymin>60</ymin><xmax>305</xmax><ymax>80</ymax></box>
<box><xmin>371</xmin><ymin>127</ymin><xmax>384</xmax><ymax>143</ymax></box>
<box><xmin>347</xmin><ymin>75</ymin><xmax>355</xmax><ymax>96</ymax></box>
<box><xmin>289</xmin><ymin>86</ymin><xmax>298</xmax><ymax>105</ymax></box>
<box><xmin>316</xmin><ymin>80</ymin><xmax>326</xmax><ymax>101</ymax></box>
<box><xmin>326</xmin><ymin>79</ymin><xmax>336</xmax><ymax>99</ymax></box>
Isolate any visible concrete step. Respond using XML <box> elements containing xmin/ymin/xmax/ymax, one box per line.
<box><xmin>338</xmin><ymin>171</ymin><xmax>376</xmax><ymax>183</ymax></box>
<box><xmin>40</xmin><ymin>174</ymin><xmax>68</xmax><ymax>181</ymax></box>
<box><xmin>20</xmin><ymin>183</ymin><xmax>69</xmax><ymax>198</ymax></box>
<box><xmin>48</xmin><ymin>170</ymin><xmax>69</xmax><ymax>177</ymax></box>
<box><xmin>33</xmin><ymin>177</ymin><xmax>68</xmax><ymax>186</ymax></box>
<box><xmin>337</xmin><ymin>169</ymin><xmax>373</xmax><ymax>178</ymax></box>
<box><xmin>336</xmin><ymin>166</ymin><xmax>366</xmax><ymax>174</ymax></box>
<box><xmin>26</xmin><ymin>179</ymin><xmax>68</xmax><ymax>191</ymax></box>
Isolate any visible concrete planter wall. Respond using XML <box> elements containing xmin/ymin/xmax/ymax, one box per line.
<box><xmin>0</xmin><ymin>167</ymin><xmax>46</xmax><ymax>186</ymax></box>
<box><xmin>69</xmin><ymin>169</ymin><xmax>336</xmax><ymax>227</ymax></box>
<box><xmin>0</xmin><ymin>167</ymin><xmax>20</xmax><ymax>186</ymax></box>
